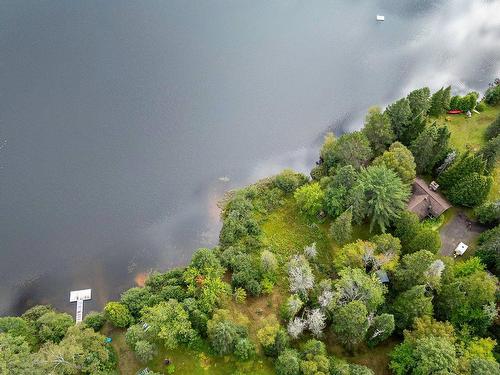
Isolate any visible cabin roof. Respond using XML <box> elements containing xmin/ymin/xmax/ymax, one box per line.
<box><xmin>408</xmin><ymin>178</ymin><xmax>452</xmax><ymax>219</ymax></box>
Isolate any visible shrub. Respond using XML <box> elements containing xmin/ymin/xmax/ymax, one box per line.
<box><xmin>275</xmin><ymin>349</ymin><xmax>301</xmax><ymax>375</ymax></box>
<box><xmin>474</xmin><ymin>201</ymin><xmax>500</xmax><ymax>226</ymax></box>
<box><xmin>485</xmin><ymin>114</ymin><xmax>500</xmax><ymax>140</ymax></box>
<box><xmin>104</xmin><ymin>302</ymin><xmax>133</xmax><ymax>328</ymax></box>
<box><xmin>294</xmin><ymin>182</ymin><xmax>325</xmax><ymax>220</ymax></box>
<box><xmin>274</xmin><ymin>169</ymin><xmax>309</xmax><ymax>193</ymax></box>
<box><xmin>234</xmin><ymin>337</ymin><xmax>255</xmax><ymax>361</ymax></box>
<box><xmin>36</xmin><ymin>311</ymin><xmax>74</xmax><ymax>344</ymax></box>
<box><xmin>83</xmin><ymin>311</ymin><xmax>106</xmax><ymax>332</ymax></box>
<box><xmin>485</xmin><ymin>84</ymin><xmax>500</xmax><ymax>106</ymax></box>
<box><xmin>233</xmin><ymin>288</ymin><xmax>247</xmax><ymax>304</ymax></box>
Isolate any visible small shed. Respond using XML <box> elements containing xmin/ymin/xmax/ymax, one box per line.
<box><xmin>454</xmin><ymin>242</ymin><xmax>468</xmax><ymax>257</ymax></box>
<box><xmin>376</xmin><ymin>270</ymin><xmax>390</xmax><ymax>283</ymax></box>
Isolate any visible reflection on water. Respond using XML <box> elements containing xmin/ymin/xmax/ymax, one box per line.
<box><xmin>0</xmin><ymin>0</ymin><xmax>499</xmax><ymax>315</ymax></box>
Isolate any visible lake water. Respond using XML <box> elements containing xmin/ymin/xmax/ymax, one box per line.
<box><xmin>1</xmin><ymin>0</ymin><xmax>499</xmax><ymax>315</ymax></box>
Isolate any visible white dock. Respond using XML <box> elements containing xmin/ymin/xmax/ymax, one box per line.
<box><xmin>376</xmin><ymin>15</ymin><xmax>385</xmax><ymax>21</ymax></box>
<box><xmin>70</xmin><ymin>289</ymin><xmax>91</xmax><ymax>324</ymax></box>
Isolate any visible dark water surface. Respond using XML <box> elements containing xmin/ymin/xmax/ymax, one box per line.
<box><xmin>1</xmin><ymin>0</ymin><xmax>499</xmax><ymax>315</ymax></box>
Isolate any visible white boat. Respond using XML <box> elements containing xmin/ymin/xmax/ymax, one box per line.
<box><xmin>376</xmin><ymin>15</ymin><xmax>385</xmax><ymax>21</ymax></box>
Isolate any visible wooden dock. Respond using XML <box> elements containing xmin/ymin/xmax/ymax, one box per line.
<box><xmin>70</xmin><ymin>289</ymin><xmax>91</xmax><ymax>324</ymax></box>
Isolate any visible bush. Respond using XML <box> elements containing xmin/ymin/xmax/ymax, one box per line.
<box><xmin>475</xmin><ymin>101</ymin><xmax>486</xmax><ymax>112</ymax></box>
<box><xmin>83</xmin><ymin>311</ymin><xmax>106</xmax><ymax>332</ymax></box>
<box><xmin>104</xmin><ymin>302</ymin><xmax>133</xmax><ymax>328</ymax></box>
<box><xmin>474</xmin><ymin>201</ymin><xmax>500</xmax><ymax>226</ymax></box>
<box><xmin>275</xmin><ymin>349</ymin><xmax>301</xmax><ymax>375</ymax></box>
<box><xmin>37</xmin><ymin>311</ymin><xmax>74</xmax><ymax>343</ymax></box>
<box><xmin>120</xmin><ymin>287</ymin><xmax>154</xmax><ymax>318</ymax></box>
<box><xmin>274</xmin><ymin>169</ymin><xmax>309</xmax><ymax>194</ymax></box>
<box><xmin>234</xmin><ymin>337</ymin><xmax>255</xmax><ymax>361</ymax></box>
<box><xmin>294</xmin><ymin>182</ymin><xmax>325</xmax><ymax>221</ymax></box>
<box><xmin>485</xmin><ymin>85</ymin><xmax>500</xmax><ymax>106</ymax></box>
<box><xmin>485</xmin><ymin>114</ymin><xmax>500</xmax><ymax>140</ymax></box>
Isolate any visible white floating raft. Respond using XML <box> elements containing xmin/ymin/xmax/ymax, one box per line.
<box><xmin>376</xmin><ymin>15</ymin><xmax>385</xmax><ymax>21</ymax></box>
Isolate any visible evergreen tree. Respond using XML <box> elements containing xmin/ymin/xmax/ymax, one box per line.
<box><xmin>386</xmin><ymin>98</ymin><xmax>413</xmax><ymax>142</ymax></box>
<box><xmin>363</xmin><ymin>106</ymin><xmax>395</xmax><ymax>155</ymax></box>
<box><xmin>485</xmin><ymin>113</ymin><xmax>500</xmax><ymax>140</ymax></box>
<box><xmin>478</xmin><ymin>135</ymin><xmax>500</xmax><ymax>172</ymax></box>
<box><xmin>410</xmin><ymin>123</ymin><xmax>450</xmax><ymax>174</ymax></box>
<box><xmin>439</xmin><ymin>152</ymin><xmax>492</xmax><ymax>207</ymax></box>
<box><xmin>407</xmin><ymin>87</ymin><xmax>431</xmax><ymax>117</ymax></box>
<box><xmin>330</xmin><ymin>209</ymin><xmax>353</xmax><ymax>245</ymax></box>
<box><xmin>352</xmin><ymin>165</ymin><xmax>410</xmax><ymax>232</ymax></box>
<box><xmin>429</xmin><ymin>87</ymin><xmax>444</xmax><ymax>116</ymax></box>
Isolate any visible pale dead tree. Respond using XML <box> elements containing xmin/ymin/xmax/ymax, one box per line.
<box><xmin>437</xmin><ymin>151</ymin><xmax>457</xmax><ymax>175</ymax></box>
<box><xmin>425</xmin><ymin>259</ymin><xmax>446</xmax><ymax>289</ymax></box>
<box><xmin>288</xmin><ymin>255</ymin><xmax>315</xmax><ymax>296</ymax></box>
<box><xmin>287</xmin><ymin>294</ymin><xmax>303</xmax><ymax>319</ymax></box>
<box><xmin>304</xmin><ymin>243</ymin><xmax>317</xmax><ymax>259</ymax></box>
<box><xmin>318</xmin><ymin>289</ymin><xmax>334</xmax><ymax>309</ymax></box>
<box><xmin>306</xmin><ymin>308</ymin><xmax>326</xmax><ymax>337</ymax></box>
<box><xmin>336</xmin><ymin>279</ymin><xmax>365</xmax><ymax>306</ymax></box>
<box><xmin>287</xmin><ymin>317</ymin><xmax>306</xmax><ymax>339</ymax></box>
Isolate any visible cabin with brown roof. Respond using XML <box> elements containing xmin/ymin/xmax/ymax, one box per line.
<box><xmin>407</xmin><ymin>178</ymin><xmax>452</xmax><ymax>219</ymax></box>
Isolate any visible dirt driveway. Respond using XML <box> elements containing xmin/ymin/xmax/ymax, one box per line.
<box><xmin>439</xmin><ymin>212</ymin><xmax>485</xmax><ymax>257</ymax></box>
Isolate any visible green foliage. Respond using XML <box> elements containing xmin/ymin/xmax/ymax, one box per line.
<box><xmin>120</xmin><ymin>287</ymin><xmax>155</xmax><ymax>319</ymax></box>
<box><xmin>407</xmin><ymin>87</ymin><xmax>431</xmax><ymax>118</ymax></box>
<box><xmin>104</xmin><ymin>302</ymin><xmax>133</xmax><ymax>328</ymax></box>
<box><xmin>190</xmin><ymin>247</ymin><xmax>225</xmax><ymax>277</ymax></box>
<box><xmin>439</xmin><ymin>151</ymin><xmax>492</xmax><ymax>207</ymax></box>
<box><xmin>37</xmin><ymin>311</ymin><xmax>74</xmax><ymax>344</ymax></box>
<box><xmin>392</xmin><ymin>285</ymin><xmax>433</xmax><ymax>331</ymax></box>
<box><xmin>275</xmin><ymin>349</ymin><xmax>301</xmax><ymax>375</ymax></box>
<box><xmin>257</xmin><ymin>317</ymin><xmax>281</xmax><ymax>356</ymax></box>
<box><xmin>324</xmin><ymin>165</ymin><xmax>358</xmax><ymax>217</ymax></box>
<box><xmin>450</xmin><ymin>91</ymin><xmax>479</xmax><ymax>111</ymax></box>
<box><xmin>366</xmin><ymin>313</ymin><xmax>395</xmax><ymax>347</ymax></box>
<box><xmin>134</xmin><ymin>340</ymin><xmax>156</xmax><ymax>363</ymax></box>
<box><xmin>21</xmin><ymin>305</ymin><xmax>54</xmax><ymax>322</ymax></box>
<box><xmin>352</xmin><ymin>164</ymin><xmax>410</xmax><ymax>232</ymax></box>
<box><xmin>0</xmin><ymin>333</ymin><xmax>37</xmax><ymax>374</ymax></box>
<box><xmin>207</xmin><ymin>310</ymin><xmax>248</xmax><ymax>357</ymax></box>
<box><xmin>478</xmin><ymin>135</ymin><xmax>500</xmax><ymax>172</ymax></box>
<box><xmin>386</xmin><ymin>98</ymin><xmax>413</xmax><ymax>142</ymax></box>
<box><xmin>412</xmin><ymin>336</ymin><xmax>458</xmax><ymax>375</ymax></box>
<box><xmin>485</xmin><ymin>84</ymin><xmax>500</xmax><ymax>105</ymax></box>
<box><xmin>393</xmin><ymin>250</ymin><xmax>437</xmax><ymax>291</ymax></box>
<box><xmin>476</xmin><ymin>225</ymin><xmax>500</xmax><ymax>276</ymax></box>
<box><xmin>436</xmin><ymin>266</ymin><xmax>497</xmax><ymax>335</ymax></box>
<box><xmin>372</xmin><ymin>233</ymin><xmax>401</xmax><ymax>270</ymax></box>
<box><xmin>234</xmin><ymin>337</ymin><xmax>255</xmax><ymax>361</ymax></box>
<box><xmin>394</xmin><ymin>211</ymin><xmax>441</xmax><ymax>255</ymax></box>
<box><xmin>219</xmin><ymin>194</ymin><xmax>261</xmax><ymax>247</ymax></box>
<box><xmin>320</xmin><ymin>131</ymin><xmax>372</xmax><ymax>171</ymax></box>
<box><xmin>333</xmin><ymin>267</ymin><xmax>386</xmax><ymax>313</ymax></box>
<box><xmin>294</xmin><ymin>182</ymin><xmax>325</xmax><ymax>220</ymax></box>
<box><xmin>410</xmin><ymin>122</ymin><xmax>450</xmax><ymax>174</ymax></box>
<box><xmin>0</xmin><ymin>316</ymin><xmax>37</xmax><ymax>348</ymax></box>
<box><xmin>333</xmin><ymin>240</ymin><xmax>372</xmax><ymax>271</ymax></box>
<box><xmin>485</xmin><ymin>113</ymin><xmax>500</xmax><ymax>140</ymax></box>
<box><xmin>233</xmin><ymin>287</ymin><xmax>247</xmax><ymax>303</ymax></box>
<box><xmin>36</xmin><ymin>325</ymin><xmax>116</xmax><ymax>374</ymax></box>
<box><xmin>183</xmin><ymin>266</ymin><xmax>230</xmax><ymax>313</ymax></box>
<box><xmin>83</xmin><ymin>311</ymin><xmax>106</xmax><ymax>332</ymax></box>
<box><xmin>330</xmin><ymin>209</ymin><xmax>353</xmax><ymax>245</ymax></box>
<box><xmin>474</xmin><ymin>201</ymin><xmax>500</xmax><ymax>226</ymax></box>
<box><xmin>373</xmin><ymin>142</ymin><xmax>416</xmax><ymax>185</ymax></box>
<box><xmin>273</xmin><ymin>169</ymin><xmax>309</xmax><ymax>194</ymax></box>
<box><xmin>141</xmin><ymin>300</ymin><xmax>197</xmax><ymax>350</ymax></box>
<box><xmin>362</xmin><ymin>106</ymin><xmax>395</xmax><ymax>155</ymax></box>
<box><xmin>230</xmin><ymin>254</ymin><xmax>262</xmax><ymax>296</ymax></box>
<box><xmin>331</xmin><ymin>300</ymin><xmax>369</xmax><ymax>352</ymax></box>
<box><xmin>429</xmin><ymin>86</ymin><xmax>451</xmax><ymax>117</ymax></box>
